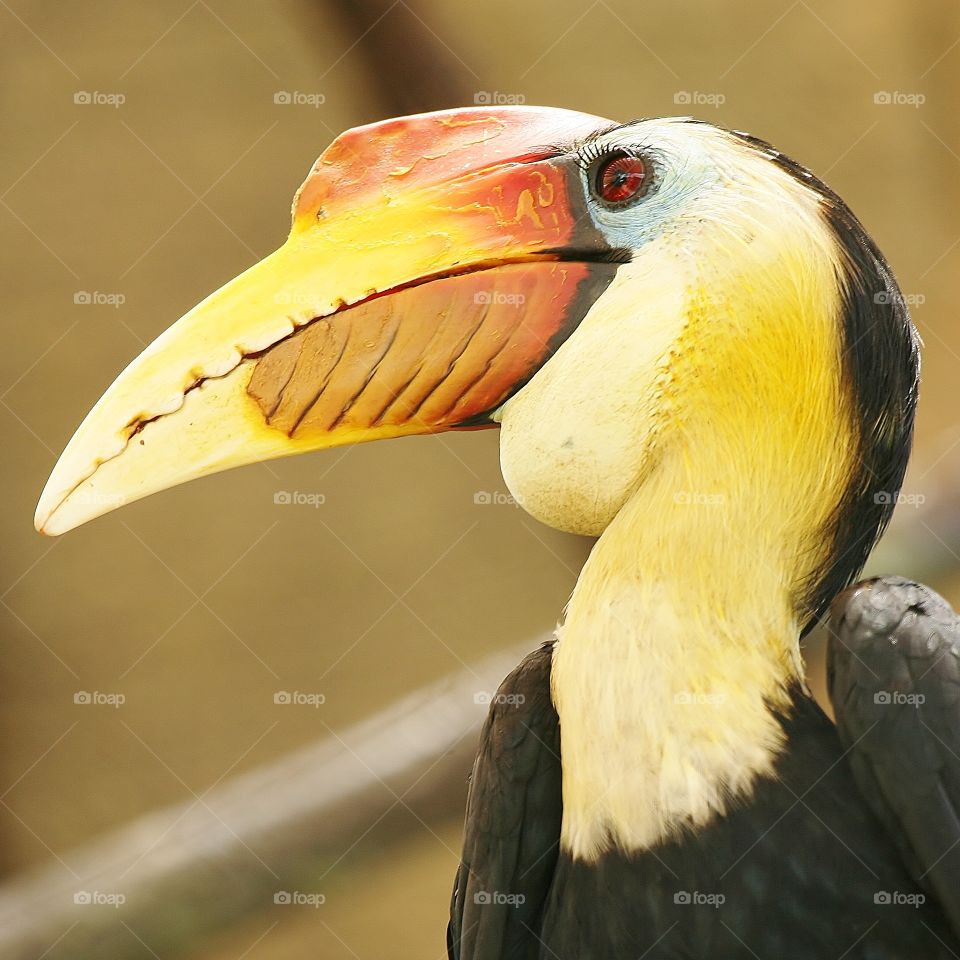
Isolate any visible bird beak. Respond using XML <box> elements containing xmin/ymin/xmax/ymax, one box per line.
<box><xmin>36</xmin><ymin>106</ymin><xmax>614</xmax><ymax>535</ymax></box>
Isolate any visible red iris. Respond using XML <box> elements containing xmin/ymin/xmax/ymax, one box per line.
<box><xmin>596</xmin><ymin>152</ymin><xmax>647</xmax><ymax>204</ymax></box>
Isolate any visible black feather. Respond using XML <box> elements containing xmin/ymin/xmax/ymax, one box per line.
<box><xmin>829</xmin><ymin>576</ymin><xmax>960</xmax><ymax>941</ymax></box>
<box><xmin>448</xmin><ymin>642</ymin><xmax>562</xmax><ymax>960</ymax></box>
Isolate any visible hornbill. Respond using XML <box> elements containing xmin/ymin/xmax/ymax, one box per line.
<box><xmin>35</xmin><ymin>106</ymin><xmax>960</xmax><ymax>958</ymax></box>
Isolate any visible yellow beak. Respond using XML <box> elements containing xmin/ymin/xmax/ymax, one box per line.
<box><xmin>36</xmin><ymin>106</ymin><xmax>615</xmax><ymax>535</ymax></box>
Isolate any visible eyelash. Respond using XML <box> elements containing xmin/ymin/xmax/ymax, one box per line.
<box><xmin>575</xmin><ymin>137</ymin><xmax>610</xmax><ymax>172</ymax></box>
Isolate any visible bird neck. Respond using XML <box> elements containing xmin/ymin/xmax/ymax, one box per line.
<box><xmin>548</xmin><ymin>259</ymin><xmax>859</xmax><ymax>858</ymax></box>
<box><xmin>551</xmin><ymin>453</ymin><xmax>804</xmax><ymax>861</ymax></box>
<box><xmin>548</xmin><ymin>200</ymin><xmax>858</xmax><ymax>860</ymax></box>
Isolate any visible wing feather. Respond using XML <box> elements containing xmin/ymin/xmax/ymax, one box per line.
<box><xmin>829</xmin><ymin>575</ymin><xmax>960</xmax><ymax>937</ymax></box>
<box><xmin>447</xmin><ymin>641</ymin><xmax>562</xmax><ymax>960</ymax></box>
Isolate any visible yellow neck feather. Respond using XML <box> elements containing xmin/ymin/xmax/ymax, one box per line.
<box><xmin>550</xmin><ymin>182</ymin><xmax>856</xmax><ymax>860</ymax></box>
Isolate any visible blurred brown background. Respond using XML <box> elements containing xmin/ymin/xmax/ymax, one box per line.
<box><xmin>2</xmin><ymin>1</ymin><xmax>960</xmax><ymax>957</ymax></box>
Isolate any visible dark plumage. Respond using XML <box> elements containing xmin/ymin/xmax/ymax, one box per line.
<box><xmin>830</xmin><ymin>577</ymin><xmax>960</xmax><ymax>939</ymax></box>
<box><xmin>448</xmin><ymin>578</ymin><xmax>960</xmax><ymax>959</ymax></box>
<box><xmin>448</xmin><ymin>643</ymin><xmax>562</xmax><ymax>960</ymax></box>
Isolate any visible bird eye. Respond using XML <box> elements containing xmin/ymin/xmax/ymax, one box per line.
<box><xmin>593</xmin><ymin>151</ymin><xmax>648</xmax><ymax>206</ymax></box>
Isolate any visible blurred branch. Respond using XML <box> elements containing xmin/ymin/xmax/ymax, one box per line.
<box><xmin>300</xmin><ymin>0</ymin><xmax>477</xmax><ymax>116</ymax></box>
<box><xmin>0</xmin><ymin>645</ymin><xmax>529</xmax><ymax>960</ymax></box>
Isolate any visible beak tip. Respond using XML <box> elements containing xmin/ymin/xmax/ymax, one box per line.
<box><xmin>34</xmin><ymin>500</ymin><xmax>89</xmax><ymax>537</ymax></box>
<box><xmin>35</xmin><ymin>470</ymin><xmax>84</xmax><ymax>537</ymax></box>
<box><xmin>35</xmin><ymin>473</ymin><xmax>121</xmax><ymax>536</ymax></box>
<box><xmin>34</xmin><ymin>492</ymin><xmax>62</xmax><ymax>536</ymax></box>
<box><xmin>34</xmin><ymin>514</ymin><xmax>56</xmax><ymax>537</ymax></box>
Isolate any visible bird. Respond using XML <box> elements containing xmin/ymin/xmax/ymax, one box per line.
<box><xmin>34</xmin><ymin>106</ymin><xmax>960</xmax><ymax>958</ymax></box>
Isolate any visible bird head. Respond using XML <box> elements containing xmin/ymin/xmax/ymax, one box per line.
<box><xmin>35</xmin><ymin>107</ymin><xmax>917</xmax><ymax>630</ymax></box>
